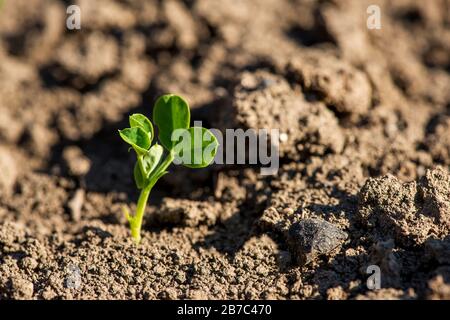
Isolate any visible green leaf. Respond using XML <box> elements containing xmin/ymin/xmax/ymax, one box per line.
<box><xmin>173</xmin><ymin>127</ymin><xmax>219</xmax><ymax>168</ymax></box>
<box><xmin>133</xmin><ymin>144</ymin><xmax>164</xmax><ymax>189</ymax></box>
<box><xmin>142</xmin><ymin>144</ymin><xmax>164</xmax><ymax>178</ymax></box>
<box><xmin>133</xmin><ymin>162</ymin><xmax>146</xmax><ymax>189</ymax></box>
<box><xmin>153</xmin><ymin>94</ymin><xmax>190</xmax><ymax>151</ymax></box>
<box><xmin>129</xmin><ymin>114</ymin><xmax>154</xmax><ymax>142</ymax></box>
<box><xmin>119</xmin><ymin>127</ymin><xmax>151</xmax><ymax>155</ymax></box>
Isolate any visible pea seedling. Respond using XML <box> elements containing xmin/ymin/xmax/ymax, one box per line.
<box><xmin>119</xmin><ymin>94</ymin><xmax>219</xmax><ymax>244</ymax></box>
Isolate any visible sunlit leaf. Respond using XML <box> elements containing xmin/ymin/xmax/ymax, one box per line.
<box><xmin>153</xmin><ymin>94</ymin><xmax>190</xmax><ymax>151</ymax></box>
<box><xmin>130</xmin><ymin>113</ymin><xmax>154</xmax><ymax>142</ymax></box>
<box><xmin>119</xmin><ymin>127</ymin><xmax>151</xmax><ymax>155</ymax></box>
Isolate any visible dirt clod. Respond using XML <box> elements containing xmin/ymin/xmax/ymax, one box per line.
<box><xmin>287</xmin><ymin>53</ymin><xmax>372</xmax><ymax>119</ymax></box>
<box><xmin>358</xmin><ymin>168</ymin><xmax>450</xmax><ymax>246</ymax></box>
<box><xmin>418</xmin><ymin>167</ymin><xmax>450</xmax><ymax>229</ymax></box>
<box><xmin>67</xmin><ymin>189</ymin><xmax>85</xmax><ymax>222</ymax></box>
<box><xmin>220</xmin><ymin>70</ymin><xmax>344</xmax><ymax>160</ymax></box>
<box><xmin>63</xmin><ymin>146</ymin><xmax>91</xmax><ymax>177</ymax></box>
<box><xmin>9</xmin><ymin>277</ymin><xmax>34</xmax><ymax>300</ymax></box>
<box><xmin>155</xmin><ymin>198</ymin><xmax>222</xmax><ymax>227</ymax></box>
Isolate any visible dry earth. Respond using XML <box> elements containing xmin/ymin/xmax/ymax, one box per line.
<box><xmin>0</xmin><ymin>0</ymin><xmax>450</xmax><ymax>299</ymax></box>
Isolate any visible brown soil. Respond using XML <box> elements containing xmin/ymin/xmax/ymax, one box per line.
<box><xmin>1</xmin><ymin>0</ymin><xmax>450</xmax><ymax>300</ymax></box>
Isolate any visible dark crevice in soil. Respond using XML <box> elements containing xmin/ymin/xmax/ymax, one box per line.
<box><xmin>285</xmin><ymin>8</ymin><xmax>337</xmax><ymax>48</ymax></box>
<box><xmin>286</xmin><ymin>24</ymin><xmax>337</xmax><ymax>48</ymax></box>
<box><xmin>39</xmin><ymin>63</ymin><xmax>120</xmax><ymax>93</ymax></box>
<box><xmin>395</xmin><ymin>8</ymin><xmax>424</xmax><ymax>26</ymax></box>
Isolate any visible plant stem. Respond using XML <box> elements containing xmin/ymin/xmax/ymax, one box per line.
<box><xmin>150</xmin><ymin>151</ymin><xmax>174</xmax><ymax>181</ymax></box>
<box><xmin>138</xmin><ymin>155</ymin><xmax>146</xmax><ymax>176</ymax></box>
<box><xmin>130</xmin><ymin>185</ymin><xmax>151</xmax><ymax>244</ymax></box>
<box><xmin>128</xmin><ymin>151</ymin><xmax>175</xmax><ymax>244</ymax></box>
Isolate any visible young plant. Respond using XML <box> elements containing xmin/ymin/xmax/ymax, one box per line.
<box><xmin>119</xmin><ymin>94</ymin><xmax>219</xmax><ymax>244</ymax></box>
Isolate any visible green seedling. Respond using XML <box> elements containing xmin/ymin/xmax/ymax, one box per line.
<box><xmin>119</xmin><ymin>94</ymin><xmax>219</xmax><ymax>244</ymax></box>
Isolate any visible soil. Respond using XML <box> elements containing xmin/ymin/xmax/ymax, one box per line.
<box><xmin>1</xmin><ymin>0</ymin><xmax>450</xmax><ymax>300</ymax></box>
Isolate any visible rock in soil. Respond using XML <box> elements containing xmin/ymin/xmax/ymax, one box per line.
<box><xmin>287</xmin><ymin>219</ymin><xmax>348</xmax><ymax>265</ymax></box>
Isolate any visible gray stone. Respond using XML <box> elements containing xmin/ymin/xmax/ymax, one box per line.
<box><xmin>287</xmin><ymin>218</ymin><xmax>348</xmax><ymax>265</ymax></box>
